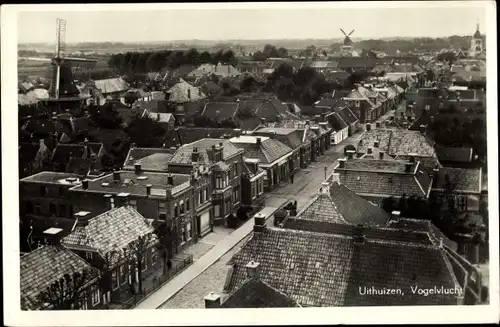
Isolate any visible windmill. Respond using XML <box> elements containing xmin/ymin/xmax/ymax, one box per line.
<box><xmin>19</xmin><ymin>18</ymin><xmax>98</xmax><ymax>114</ymax></box>
<box><xmin>339</xmin><ymin>28</ymin><xmax>359</xmax><ymax>57</ymax></box>
<box><xmin>340</xmin><ymin>28</ymin><xmax>355</xmax><ymax>47</ymax></box>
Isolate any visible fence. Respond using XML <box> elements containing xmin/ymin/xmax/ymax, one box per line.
<box><xmin>114</xmin><ymin>253</ymin><xmax>194</xmax><ymax>309</ymax></box>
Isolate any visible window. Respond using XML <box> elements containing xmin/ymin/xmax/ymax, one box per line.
<box><xmin>225</xmin><ymin>174</ymin><xmax>230</xmax><ymax>186</ymax></box>
<box><xmin>141</xmin><ymin>255</ymin><xmax>147</xmax><ymax>271</ymax></box>
<box><xmin>34</xmin><ymin>203</ymin><xmax>41</xmax><ymax>215</ymax></box>
<box><xmin>425</xmin><ymin>105</ymin><xmax>430</xmax><ymax>111</ymax></box>
<box><xmin>187</xmin><ymin>222</ymin><xmax>192</xmax><ymax>239</ymax></box>
<box><xmin>214</xmin><ymin>204</ymin><xmax>221</xmax><ymax>218</ymax></box>
<box><xmin>198</xmin><ymin>191</ymin><xmax>202</xmax><ymax>205</ymax></box>
<box><xmin>129</xmin><ymin>199</ymin><xmax>137</xmax><ymax>210</ymax></box>
<box><xmin>49</xmin><ymin>203</ymin><xmax>57</xmax><ymax>216</ymax></box>
<box><xmin>78</xmin><ymin>298</ymin><xmax>88</xmax><ymax>310</ymax></box>
<box><xmin>91</xmin><ymin>285</ymin><xmax>100</xmax><ymax>306</ymax></box>
<box><xmin>233</xmin><ymin>163</ymin><xmax>239</xmax><ymax>176</ymax></box>
<box><xmin>119</xmin><ymin>265</ymin><xmax>127</xmax><ymax>285</ymax></box>
<box><xmin>186</xmin><ymin>199</ymin><xmax>190</xmax><ymax>211</ymax></box>
<box><xmin>59</xmin><ymin>204</ymin><xmax>66</xmax><ymax>217</ymax></box>
<box><xmin>151</xmin><ymin>248</ymin><xmax>158</xmax><ymax>264</ymax></box>
<box><xmin>111</xmin><ymin>270</ymin><xmax>118</xmax><ymax>290</ymax></box>
<box><xmin>251</xmin><ymin>183</ymin><xmax>256</xmax><ymax>199</ymax></box>
<box><xmin>86</xmin><ymin>252</ymin><xmax>93</xmax><ymax>261</ymax></box>
<box><xmin>216</xmin><ymin>175</ymin><xmax>224</xmax><ymax>189</ymax></box>
<box><xmin>203</xmin><ymin>188</ymin><xmax>208</xmax><ymax>202</ymax></box>
<box><xmin>174</xmin><ymin>203</ymin><xmax>179</xmax><ymax>217</ymax></box>
<box><xmin>40</xmin><ymin>186</ymin><xmax>47</xmax><ymax>196</ymax></box>
<box><xmin>180</xmin><ymin>200</ymin><xmax>185</xmax><ymax>214</ymax></box>
<box><xmin>181</xmin><ymin>225</ymin><xmax>187</xmax><ymax>243</ymax></box>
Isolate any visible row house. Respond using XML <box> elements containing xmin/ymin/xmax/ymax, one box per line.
<box><xmin>325</xmin><ymin>105</ymin><xmax>359</xmax><ymax>142</ymax></box>
<box><xmin>240</xmin><ymin>160</ymin><xmax>267</xmax><ymax>207</ymax></box>
<box><xmin>332</xmin><ymin>155</ymin><xmax>434</xmax><ymax>206</ymax></box>
<box><xmin>252</xmin><ymin>127</ymin><xmax>304</xmax><ymax>171</ymax></box>
<box><xmin>68</xmin><ymin>169</ymin><xmax>199</xmax><ymax>254</ymax></box>
<box><xmin>229</xmin><ymin>135</ymin><xmax>294</xmax><ymax>192</ymax></box>
<box><xmin>166</xmin><ymin>79</ymin><xmax>207</xmax><ymax>121</ymax></box>
<box><xmin>222</xmin><ymin>208</ymin><xmax>483</xmax><ymax>306</ymax></box>
<box><xmin>62</xmin><ymin>206</ymin><xmax>159</xmax><ymax>307</ymax></box>
<box><xmin>20</xmin><ymin>245</ymin><xmax>101</xmax><ymax>310</ymax></box>
<box><xmin>168</xmin><ymin>139</ymin><xmax>244</xmax><ymax>225</ymax></box>
<box><xmin>188</xmin><ymin>63</ymin><xmax>242</xmax><ymax>79</ymax></box>
<box><xmin>50</xmin><ymin>140</ymin><xmax>105</xmax><ymax>177</ymax></box>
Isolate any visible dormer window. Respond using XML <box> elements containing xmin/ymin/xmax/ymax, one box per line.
<box><xmin>355</xmin><ymin>101</ymin><xmax>360</xmax><ymax>108</ymax></box>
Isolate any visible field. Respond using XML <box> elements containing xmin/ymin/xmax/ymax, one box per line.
<box><xmin>17</xmin><ymin>56</ymin><xmax>111</xmax><ymax>80</ymax></box>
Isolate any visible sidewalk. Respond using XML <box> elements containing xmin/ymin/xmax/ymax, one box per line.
<box><xmin>134</xmin><ymin>201</ymin><xmax>287</xmax><ymax>310</ymax></box>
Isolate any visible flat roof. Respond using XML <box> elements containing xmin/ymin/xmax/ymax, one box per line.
<box><xmin>229</xmin><ymin>135</ymin><xmax>270</xmax><ymax>144</ymax></box>
<box><xmin>20</xmin><ymin>172</ymin><xmax>82</xmax><ymax>185</ymax></box>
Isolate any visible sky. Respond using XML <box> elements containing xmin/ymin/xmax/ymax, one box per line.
<box><xmin>16</xmin><ymin>2</ymin><xmax>489</xmax><ymax>44</ymax></box>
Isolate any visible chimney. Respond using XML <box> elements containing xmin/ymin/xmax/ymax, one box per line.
<box><xmin>134</xmin><ymin>163</ymin><xmax>142</xmax><ymax>175</ymax></box>
<box><xmin>113</xmin><ymin>171</ymin><xmax>121</xmax><ymax>182</ymax></box>
<box><xmin>346</xmin><ymin>150</ymin><xmax>355</xmax><ymax>160</ymax></box>
<box><xmin>405</xmin><ymin>162</ymin><xmax>413</xmax><ymax>173</ymax></box>
<box><xmin>330</xmin><ymin>173</ymin><xmax>340</xmax><ymax>184</ymax></box>
<box><xmin>275</xmin><ymin>114</ymin><xmax>281</xmax><ymax>123</ymax></box>
<box><xmin>253</xmin><ymin>213</ymin><xmax>266</xmax><ymax>233</ymax></box>
<box><xmin>305</xmin><ymin>120</ymin><xmax>310</xmax><ymax>125</ymax></box>
<box><xmin>367</xmin><ymin>147</ymin><xmax>373</xmax><ymax>155</ymax></box>
<box><xmin>82</xmin><ymin>179</ymin><xmax>89</xmax><ymax>190</ymax></box>
<box><xmin>204</xmin><ymin>292</ymin><xmax>221</xmax><ymax>309</ymax></box>
<box><xmin>353</xmin><ymin>224</ymin><xmax>365</xmax><ymax>243</ymax></box>
<box><xmin>246</xmin><ymin>260</ymin><xmax>260</xmax><ymax>279</ymax></box>
<box><xmin>391</xmin><ymin>210</ymin><xmax>401</xmax><ymax>222</ymax></box>
<box><xmin>104</xmin><ymin>194</ymin><xmax>114</xmax><ymax>210</ymax></box>
<box><xmin>84</xmin><ymin>138</ymin><xmax>89</xmax><ymax>147</ymax></box>
<box><xmin>167</xmin><ymin>174</ymin><xmax>174</xmax><ymax>185</ymax></box>
<box><xmin>338</xmin><ymin>158</ymin><xmax>346</xmax><ymax>168</ymax></box>
<box><xmin>187</xmin><ymin>89</ymin><xmax>191</xmax><ymax>100</ymax></box>
<box><xmin>419</xmin><ymin>124</ymin><xmax>427</xmax><ymax>134</ymax></box>
<box><xmin>320</xmin><ymin>181</ymin><xmax>330</xmax><ymax>194</ymax></box>
<box><xmin>74</xmin><ymin>211</ymin><xmax>92</xmax><ymax>227</ymax></box>
<box><xmin>373</xmin><ymin>141</ymin><xmax>379</xmax><ymax>148</ymax></box>
<box><xmin>191</xmin><ymin>147</ymin><xmax>200</xmax><ymax>163</ymax></box>
<box><xmin>256</xmin><ymin>137</ymin><xmax>262</xmax><ymax>146</ymax></box>
<box><xmin>116</xmin><ymin>193</ymin><xmax>130</xmax><ymax>207</ymax></box>
<box><xmin>146</xmin><ymin>184</ymin><xmax>152</xmax><ymax>196</ymax></box>
<box><xmin>375</xmin><ymin>122</ymin><xmax>381</xmax><ymax>128</ymax></box>
<box><xmin>260</xmin><ymin>117</ymin><xmax>266</xmax><ymax>125</ymax></box>
<box><xmin>157</xmin><ymin>113</ymin><xmax>160</xmax><ymax>121</ymax></box>
<box><xmin>379</xmin><ymin>151</ymin><xmax>385</xmax><ymax>160</ymax></box>
<box><xmin>366</xmin><ymin>123</ymin><xmax>372</xmax><ymax>131</ymax></box>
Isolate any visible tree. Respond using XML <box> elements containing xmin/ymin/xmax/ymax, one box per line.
<box><xmin>436</xmin><ymin>52</ymin><xmax>457</xmax><ymax>64</ymax></box>
<box><xmin>296</xmin><ymin>67</ymin><xmax>317</xmax><ymax>87</ymax></box>
<box><xmin>303</xmin><ymin>45</ymin><xmax>317</xmax><ymax>57</ymax></box>
<box><xmin>87</xmin><ymin>103</ymin><xmax>123</xmax><ymax>129</ymax></box>
<box><xmin>125</xmin><ymin>116</ymin><xmax>166</xmax><ymax>147</ymax></box>
<box><xmin>37</xmin><ymin>269</ymin><xmax>96</xmax><ymax>310</ymax></box>
<box><xmin>122</xmin><ymin>234</ymin><xmax>157</xmax><ymax>294</ymax></box>
<box><xmin>240</xmin><ymin>75</ymin><xmax>257</xmax><ymax>93</ymax></box>
<box><xmin>425</xmin><ymin>69</ymin><xmax>436</xmax><ymax>82</ymax></box>
<box><xmin>123</xmin><ymin>92</ymin><xmax>139</xmax><ymax>107</ymax></box>
<box><xmin>277</xmin><ymin>47</ymin><xmax>288</xmax><ymax>58</ymax></box>
<box><xmin>196</xmin><ymin>51</ymin><xmax>212</xmax><ymax>65</ymax></box>
<box><xmin>382</xmin><ymin>197</ymin><xmax>397</xmax><ymax>213</ymax></box>
<box><xmin>99</xmin><ymin>250</ymin><xmax>123</xmax><ymax>305</ymax></box>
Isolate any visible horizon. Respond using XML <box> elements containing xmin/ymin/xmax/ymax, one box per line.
<box><xmin>16</xmin><ymin>3</ymin><xmax>487</xmax><ymax>44</ymax></box>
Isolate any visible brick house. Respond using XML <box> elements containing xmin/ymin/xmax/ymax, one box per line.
<box><xmin>20</xmin><ymin>245</ymin><xmax>101</xmax><ymax>310</ymax></box>
<box><xmin>20</xmin><ymin>172</ymin><xmax>84</xmax><ymax>220</ymax></box>
<box><xmin>253</xmin><ymin>127</ymin><xmax>303</xmax><ymax>172</ymax></box>
<box><xmin>222</xmin><ymin>214</ymin><xmax>483</xmax><ymax>306</ymax></box>
<box><xmin>68</xmin><ymin>170</ymin><xmax>200</xmax><ymax>253</ymax></box>
<box><xmin>240</xmin><ymin>159</ymin><xmax>267</xmax><ymax>207</ymax></box>
<box><xmin>61</xmin><ymin>206</ymin><xmax>159</xmax><ymax>306</ymax></box>
<box><xmin>229</xmin><ymin>135</ymin><xmax>294</xmax><ymax>192</ymax></box>
<box><xmin>168</xmin><ymin>138</ymin><xmax>244</xmax><ymax>225</ymax></box>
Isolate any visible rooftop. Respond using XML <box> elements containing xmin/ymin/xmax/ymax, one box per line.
<box><xmin>70</xmin><ymin>170</ymin><xmax>191</xmax><ymax>197</ymax></box>
<box><xmin>20</xmin><ymin>246</ymin><xmax>98</xmax><ymax>310</ymax></box>
<box><xmin>225</xmin><ymin>226</ymin><xmax>462</xmax><ymax>306</ymax></box>
<box><xmin>231</xmin><ymin>137</ymin><xmax>293</xmax><ymax>165</ymax></box>
<box><xmin>433</xmin><ymin>167</ymin><xmax>482</xmax><ymax>193</ymax></box>
<box><xmin>62</xmin><ymin>206</ymin><xmax>156</xmax><ymax>263</ymax></box>
<box><xmin>20</xmin><ymin>171</ymin><xmax>83</xmax><ymax>185</ymax></box>
<box><xmin>123</xmin><ymin>147</ymin><xmax>175</xmax><ymax>170</ymax></box>
<box><xmin>169</xmin><ymin>138</ymin><xmax>243</xmax><ymax>165</ymax></box>
<box><xmin>435</xmin><ymin>145</ymin><xmax>473</xmax><ymax>163</ymax></box>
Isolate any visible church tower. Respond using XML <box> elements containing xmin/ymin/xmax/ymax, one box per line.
<box><xmin>468</xmin><ymin>21</ymin><xmax>484</xmax><ymax>58</ymax></box>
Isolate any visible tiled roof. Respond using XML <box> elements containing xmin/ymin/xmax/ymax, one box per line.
<box><xmin>253</xmin><ymin>128</ymin><xmax>304</xmax><ymax>149</ymax></box>
<box><xmin>335</xmin><ymin>106</ymin><xmax>359</xmax><ymax>125</ymax></box>
<box><xmin>70</xmin><ymin>170</ymin><xmax>190</xmax><ymax>196</ymax></box>
<box><xmin>335</xmin><ymin>159</ymin><xmax>432</xmax><ymax>198</ymax></box>
<box><xmin>133</xmin><ymin>100</ymin><xmax>170</xmax><ymax>113</ymax></box>
<box><xmin>225</xmin><ymin>227</ymin><xmax>461</xmax><ymax>306</ymax></box>
<box><xmin>433</xmin><ymin>167</ymin><xmax>482</xmax><ymax>193</ymax></box>
<box><xmin>327</xmin><ymin>112</ymin><xmax>348</xmax><ymax>131</ymax></box>
<box><xmin>51</xmin><ymin>143</ymin><xmax>103</xmax><ymax>164</ymax></box>
<box><xmin>232</xmin><ymin>138</ymin><xmax>293</xmax><ymax>164</ymax></box>
<box><xmin>123</xmin><ymin>147</ymin><xmax>175</xmax><ymax>170</ymax></box>
<box><xmin>222</xmin><ymin>278</ymin><xmax>300</xmax><ymax>308</ymax></box>
<box><xmin>167</xmin><ymin>79</ymin><xmax>206</xmax><ymax>103</ymax></box>
<box><xmin>255</xmin><ymin>98</ymin><xmax>301</xmax><ymax>121</ymax></box>
<box><xmin>62</xmin><ymin>206</ymin><xmax>156</xmax><ymax>260</ymax></box>
<box><xmin>94</xmin><ymin>77</ymin><xmax>129</xmax><ymax>94</ymax></box>
<box><xmin>357</xmin><ymin>129</ymin><xmax>436</xmax><ymax>157</ymax></box>
<box><xmin>169</xmin><ymin>138</ymin><xmax>243</xmax><ymax>165</ymax></box>
<box><xmin>133</xmin><ymin>153</ymin><xmax>172</xmax><ymax>172</ymax></box>
<box><xmin>20</xmin><ymin>246</ymin><xmax>98</xmax><ymax>310</ymax></box>
<box><xmin>435</xmin><ymin>145</ymin><xmax>473</xmax><ymax>163</ymax></box>
<box><xmin>293</xmin><ymin>181</ymin><xmax>390</xmax><ymax>226</ymax></box>
<box><xmin>201</xmin><ymin>102</ymin><xmax>239</xmax><ymax>120</ymax></box>
<box><xmin>176</xmin><ymin>127</ymin><xmax>237</xmax><ymax>145</ymax></box>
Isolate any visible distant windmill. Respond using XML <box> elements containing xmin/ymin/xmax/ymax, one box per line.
<box><xmin>18</xmin><ymin>18</ymin><xmax>98</xmax><ymax>113</ymax></box>
<box><xmin>340</xmin><ymin>28</ymin><xmax>355</xmax><ymax>47</ymax></box>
